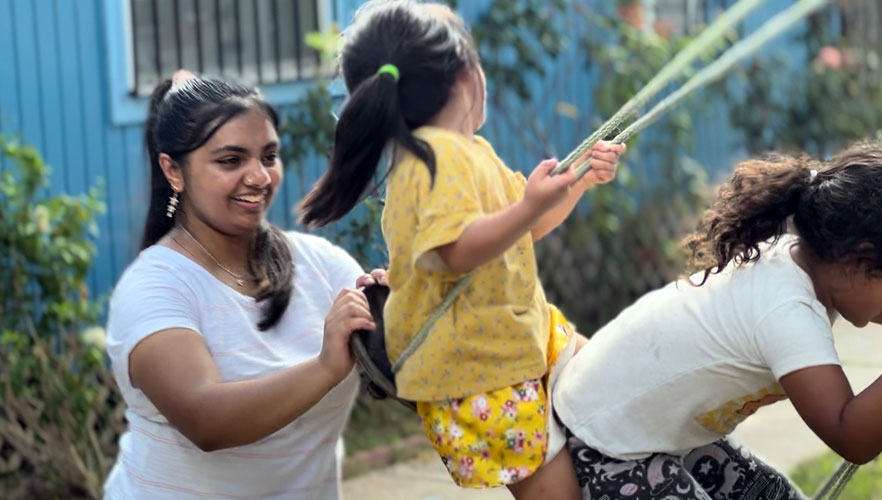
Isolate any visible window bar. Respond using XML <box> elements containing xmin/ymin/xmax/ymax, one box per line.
<box><xmin>151</xmin><ymin>0</ymin><xmax>162</xmax><ymax>87</ymax></box>
<box><xmin>215</xmin><ymin>0</ymin><xmax>224</xmax><ymax>73</ymax></box>
<box><xmin>235</xmin><ymin>0</ymin><xmax>244</xmax><ymax>76</ymax></box>
<box><xmin>292</xmin><ymin>1</ymin><xmax>302</xmax><ymax>79</ymax></box>
<box><xmin>272</xmin><ymin>0</ymin><xmax>282</xmax><ymax>83</ymax></box>
<box><xmin>312</xmin><ymin>0</ymin><xmax>321</xmax><ymax>69</ymax></box>
<box><xmin>253</xmin><ymin>0</ymin><xmax>263</xmax><ymax>83</ymax></box>
<box><xmin>130</xmin><ymin>0</ymin><xmax>140</xmax><ymax>95</ymax></box>
<box><xmin>174</xmin><ymin>0</ymin><xmax>183</xmax><ymax>69</ymax></box>
<box><xmin>683</xmin><ymin>0</ymin><xmax>689</xmax><ymax>34</ymax></box>
<box><xmin>194</xmin><ymin>0</ymin><xmax>204</xmax><ymax>72</ymax></box>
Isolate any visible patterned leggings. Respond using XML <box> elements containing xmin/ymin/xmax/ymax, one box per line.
<box><xmin>567</xmin><ymin>431</ymin><xmax>807</xmax><ymax>500</ymax></box>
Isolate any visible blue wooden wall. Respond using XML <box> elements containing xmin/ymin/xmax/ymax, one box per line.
<box><xmin>0</xmin><ymin>0</ymin><xmax>363</xmax><ymax>301</ymax></box>
<box><xmin>0</xmin><ymin>0</ymin><xmax>808</xmax><ymax>302</ymax></box>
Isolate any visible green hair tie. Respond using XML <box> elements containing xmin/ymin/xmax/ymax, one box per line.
<box><xmin>376</xmin><ymin>64</ymin><xmax>400</xmax><ymax>82</ymax></box>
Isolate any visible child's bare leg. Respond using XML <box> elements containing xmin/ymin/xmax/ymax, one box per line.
<box><xmin>506</xmin><ymin>448</ymin><xmax>580</xmax><ymax>500</ymax></box>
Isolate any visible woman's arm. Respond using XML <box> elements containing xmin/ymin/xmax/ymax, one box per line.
<box><xmin>128</xmin><ymin>287</ymin><xmax>373</xmax><ymax>452</ymax></box>
<box><xmin>781</xmin><ymin>364</ymin><xmax>882</xmax><ymax>464</ymax></box>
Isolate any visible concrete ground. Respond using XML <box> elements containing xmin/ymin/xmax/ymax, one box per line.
<box><xmin>343</xmin><ymin>322</ymin><xmax>882</xmax><ymax>500</ymax></box>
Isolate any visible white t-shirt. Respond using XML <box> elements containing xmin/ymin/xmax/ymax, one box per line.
<box><xmin>554</xmin><ymin>235</ymin><xmax>840</xmax><ymax>460</ymax></box>
<box><xmin>104</xmin><ymin>232</ymin><xmax>363</xmax><ymax>500</ymax></box>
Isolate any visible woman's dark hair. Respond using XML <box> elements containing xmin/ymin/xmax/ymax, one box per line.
<box><xmin>299</xmin><ymin>0</ymin><xmax>479</xmax><ymax>227</ymax></box>
<box><xmin>684</xmin><ymin>143</ymin><xmax>882</xmax><ymax>284</ymax></box>
<box><xmin>143</xmin><ymin>76</ymin><xmax>293</xmax><ymax>330</ymax></box>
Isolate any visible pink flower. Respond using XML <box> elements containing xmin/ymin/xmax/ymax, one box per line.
<box><xmin>502</xmin><ymin>400</ymin><xmax>518</xmax><ymax>419</ymax></box>
<box><xmin>450</xmin><ymin>398</ymin><xmax>462</xmax><ymax>412</ymax></box>
<box><xmin>471</xmin><ymin>396</ymin><xmax>491</xmax><ymax>421</ymax></box>
<box><xmin>457</xmin><ymin>456</ymin><xmax>475</xmax><ymax>480</ymax></box>
<box><xmin>816</xmin><ymin>46</ymin><xmax>843</xmax><ymax>69</ymax></box>
<box><xmin>618</xmin><ymin>3</ymin><xmax>645</xmax><ymax>30</ymax></box>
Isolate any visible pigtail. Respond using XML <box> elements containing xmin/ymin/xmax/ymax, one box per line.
<box><xmin>298</xmin><ymin>71</ymin><xmax>437</xmax><ymax>228</ymax></box>
<box><xmin>298</xmin><ymin>0</ymin><xmax>474</xmax><ymax>228</ymax></box>
<box><xmin>250</xmin><ymin>221</ymin><xmax>294</xmax><ymax>331</ymax></box>
<box><xmin>684</xmin><ymin>155</ymin><xmax>815</xmax><ymax>284</ymax></box>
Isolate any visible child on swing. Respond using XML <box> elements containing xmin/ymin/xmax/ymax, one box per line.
<box><xmin>554</xmin><ymin>144</ymin><xmax>882</xmax><ymax>499</ymax></box>
<box><xmin>299</xmin><ymin>1</ymin><xmax>624</xmax><ymax>497</ymax></box>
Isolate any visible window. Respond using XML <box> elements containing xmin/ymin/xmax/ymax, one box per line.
<box><xmin>127</xmin><ymin>0</ymin><xmax>332</xmax><ymax>96</ymax></box>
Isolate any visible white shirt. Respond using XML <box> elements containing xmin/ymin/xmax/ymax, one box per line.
<box><xmin>104</xmin><ymin>232</ymin><xmax>362</xmax><ymax>499</ymax></box>
<box><xmin>554</xmin><ymin>235</ymin><xmax>840</xmax><ymax>459</ymax></box>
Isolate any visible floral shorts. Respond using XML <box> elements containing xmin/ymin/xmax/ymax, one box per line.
<box><xmin>416</xmin><ymin>305</ymin><xmax>575</xmax><ymax>488</ymax></box>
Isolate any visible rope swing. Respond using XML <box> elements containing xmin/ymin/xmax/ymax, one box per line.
<box><xmin>382</xmin><ymin>0</ymin><xmax>858</xmax><ymax>500</ymax></box>
<box><xmin>358</xmin><ymin>1</ymin><xmax>863</xmax><ymax>496</ymax></box>
<box><xmin>393</xmin><ymin>0</ymin><xmax>834</xmax><ymax>374</ymax></box>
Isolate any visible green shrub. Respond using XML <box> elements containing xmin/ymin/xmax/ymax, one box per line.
<box><xmin>791</xmin><ymin>453</ymin><xmax>882</xmax><ymax>500</ymax></box>
<box><xmin>0</xmin><ymin>136</ymin><xmax>122</xmax><ymax>500</ymax></box>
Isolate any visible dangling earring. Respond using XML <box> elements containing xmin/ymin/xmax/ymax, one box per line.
<box><xmin>166</xmin><ymin>190</ymin><xmax>180</xmax><ymax>218</ymax></box>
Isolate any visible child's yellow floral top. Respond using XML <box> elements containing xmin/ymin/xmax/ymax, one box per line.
<box><xmin>382</xmin><ymin>126</ymin><xmax>550</xmax><ymax>401</ymax></box>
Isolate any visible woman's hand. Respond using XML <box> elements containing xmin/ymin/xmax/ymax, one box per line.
<box><xmin>355</xmin><ymin>268</ymin><xmax>389</xmax><ymax>288</ymax></box>
<box><xmin>319</xmin><ymin>288</ymin><xmax>375</xmax><ymax>382</ymax></box>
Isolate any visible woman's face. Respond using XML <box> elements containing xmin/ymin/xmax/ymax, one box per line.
<box><xmin>178</xmin><ymin>107</ymin><xmax>282</xmax><ymax>237</ymax></box>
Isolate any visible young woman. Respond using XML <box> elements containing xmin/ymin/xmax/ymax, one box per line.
<box><xmin>104</xmin><ymin>73</ymin><xmax>380</xmax><ymax>500</ymax></box>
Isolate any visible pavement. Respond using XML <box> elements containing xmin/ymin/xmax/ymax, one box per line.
<box><xmin>342</xmin><ymin>322</ymin><xmax>882</xmax><ymax>500</ymax></box>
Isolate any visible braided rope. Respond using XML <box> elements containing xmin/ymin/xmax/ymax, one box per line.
<box><xmin>813</xmin><ymin>461</ymin><xmax>859</xmax><ymax>500</ymax></box>
<box><xmin>611</xmin><ymin>0</ymin><xmax>832</xmax><ymax>146</ymax></box>
<box><xmin>391</xmin><ymin>0</ymin><xmax>833</xmax><ymax>373</ymax></box>
<box><xmin>551</xmin><ymin>0</ymin><xmax>767</xmax><ymax>177</ymax></box>
<box><xmin>391</xmin><ymin>274</ymin><xmax>473</xmax><ymax>373</ymax></box>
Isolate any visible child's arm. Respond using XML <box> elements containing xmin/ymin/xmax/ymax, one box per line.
<box><xmin>781</xmin><ymin>365</ymin><xmax>882</xmax><ymax>464</ymax></box>
<box><xmin>532</xmin><ymin>142</ymin><xmax>624</xmax><ymax>240</ymax></box>
<box><xmin>436</xmin><ymin>159</ymin><xmax>575</xmax><ymax>274</ymax></box>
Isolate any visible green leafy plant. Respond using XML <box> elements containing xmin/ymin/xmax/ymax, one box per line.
<box><xmin>278</xmin><ymin>24</ymin><xmax>340</xmax><ymax>197</ymax></box>
<box><xmin>722</xmin><ymin>10</ymin><xmax>882</xmax><ymax>157</ymax></box>
<box><xmin>791</xmin><ymin>453</ymin><xmax>882</xmax><ymax>500</ymax></box>
<box><xmin>0</xmin><ymin>136</ymin><xmax>123</xmax><ymax>500</ymax></box>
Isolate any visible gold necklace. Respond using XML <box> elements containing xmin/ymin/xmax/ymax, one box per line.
<box><xmin>178</xmin><ymin>226</ymin><xmax>250</xmax><ymax>287</ymax></box>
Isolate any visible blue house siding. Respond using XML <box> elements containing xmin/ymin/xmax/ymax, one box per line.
<box><xmin>0</xmin><ymin>0</ymin><xmax>360</xmax><ymax>299</ymax></box>
<box><xmin>0</xmin><ymin>0</ymin><xmax>815</xmax><ymax>301</ymax></box>
<box><xmin>0</xmin><ymin>0</ymin><xmax>21</xmax><ymax>173</ymax></box>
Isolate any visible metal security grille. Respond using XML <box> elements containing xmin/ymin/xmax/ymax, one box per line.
<box><xmin>128</xmin><ymin>0</ymin><xmax>329</xmax><ymax>96</ymax></box>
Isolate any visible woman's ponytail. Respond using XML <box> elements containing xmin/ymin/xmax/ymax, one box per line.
<box><xmin>141</xmin><ymin>79</ymin><xmax>175</xmax><ymax>249</ymax></box>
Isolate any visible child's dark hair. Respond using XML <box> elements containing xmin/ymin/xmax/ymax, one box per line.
<box><xmin>299</xmin><ymin>0</ymin><xmax>479</xmax><ymax>227</ymax></box>
<box><xmin>685</xmin><ymin>144</ymin><xmax>882</xmax><ymax>284</ymax></box>
<box><xmin>143</xmin><ymin>76</ymin><xmax>293</xmax><ymax>331</ymax></box>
